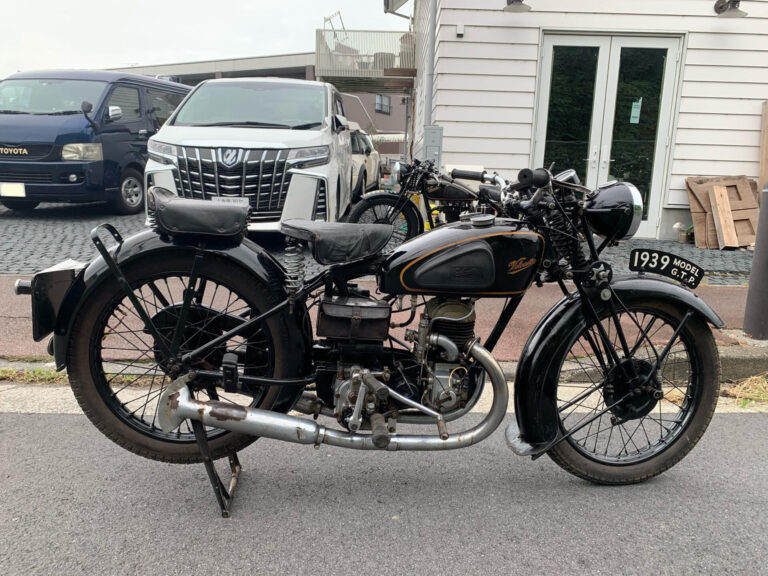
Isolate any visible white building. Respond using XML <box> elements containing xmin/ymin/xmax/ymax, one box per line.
<box><xmin>402</xmin><ymin>0</ymin><xmax>766</xmax><ymax>239</ymax></box>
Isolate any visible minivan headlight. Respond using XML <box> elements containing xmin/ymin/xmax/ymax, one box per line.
<box><xmin>287</xmin><ymin>146</ymin><xmax>330</xmax><ymax>169</ymax></box>
<box><xmin>61</xmin><ymin>143</ymin><xmax>103</xmax><ymax>161</ymax></box>
<box><xmin>148</xmin><ymin>139</ymin><xmax>178</xmax><ymax>165</ymax></box>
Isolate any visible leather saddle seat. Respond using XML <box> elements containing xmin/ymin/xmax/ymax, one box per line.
<box><xmin>280</xmin><ymin>219</ymin><xmax>394</xmax><ymax>265</ymax></box>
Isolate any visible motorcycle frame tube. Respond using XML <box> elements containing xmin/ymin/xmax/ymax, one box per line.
<box><xmin>160</xmin><ymin>340</ymin><xmax>509</xmax><ymax>451</ymax></box>
<box><xmin>512</xmin><ymin>275</ymin><xmax>725</xmax><ymax>453</ymax></box>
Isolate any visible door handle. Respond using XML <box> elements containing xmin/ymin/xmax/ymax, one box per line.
<box><xmin>138</xmin><ymin>129</ymin><xmax>151</xmax><ymax>137</ymax></box>
<box><xmin>588</xmin><ymin>148</ymin><xmax>599</xmax><ymax>170</ymax></box>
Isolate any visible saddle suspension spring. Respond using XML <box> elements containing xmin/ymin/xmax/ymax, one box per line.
<box><xmin>284</xmin><ymin>237</ymin><xmax>306</xmax><ymax>297</ymax></box>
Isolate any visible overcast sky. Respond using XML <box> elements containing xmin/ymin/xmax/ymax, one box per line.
<box><xmin>0</xmin><ymin>1</ymin><xmax>412</xmax><ymax>80</ymax></box>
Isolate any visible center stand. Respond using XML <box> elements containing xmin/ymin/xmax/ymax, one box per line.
<box><xmin>191</xmin><ymin>419</ymin><xmax>242</xmax><ymax>518</ymax></box>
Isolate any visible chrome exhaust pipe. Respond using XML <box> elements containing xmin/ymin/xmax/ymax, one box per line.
<box><xmin>158</xmin><ymin>341</ymin><xmax>509</xmax><ymax>451</ymax></box>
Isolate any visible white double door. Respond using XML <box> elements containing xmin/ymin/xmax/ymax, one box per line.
<box><xmin>534</xmin><ymin>35</ymin><xmax>682</xmax><ymax>238</ymax></box>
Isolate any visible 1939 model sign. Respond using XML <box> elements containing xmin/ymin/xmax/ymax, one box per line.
<box><xmin>629</xmin><ymin>249</ymin><xmax>705</xmax><ymax>289</ymax></box>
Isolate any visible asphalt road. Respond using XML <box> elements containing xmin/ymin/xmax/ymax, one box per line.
<box><xmin>1</xmin><ymin>412</ymin><xmax>766</xmax><ymax>575</ymax></box>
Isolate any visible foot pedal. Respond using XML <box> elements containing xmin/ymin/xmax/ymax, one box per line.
<box><xmin>222</xmin><ymin>352</ymin><xmax>239</xmax><ymax>393</ymax></box>
<box><xmin>370</xmin><ymin>413</ymin><xmax>390</xmax><ymax>449</ymax></box>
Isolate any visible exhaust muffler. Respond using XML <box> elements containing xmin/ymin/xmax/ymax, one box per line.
<box><xmin>158</xmin><ymin>341</ymin><xmax>509</xmax><ymax>451</ymax></box>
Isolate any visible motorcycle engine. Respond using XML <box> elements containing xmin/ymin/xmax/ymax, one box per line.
<box><xmin>408</xmin><ymin>298</ymin><xmax>476</xmax><ymax>413</ymax></box>
<box><xmin>315</xmin><ymin>295</ymin><xmax>477</xmax><ymax>429</ymax></box>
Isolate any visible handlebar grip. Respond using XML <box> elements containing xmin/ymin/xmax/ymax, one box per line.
<box><xmin>451</xmin><ymin>169</ymin><xmax>487</xmax><ymax>182</ymax></box>
<box><xmin>532</xmin><ymin>168</ymin><xmax>551</xmax><ymax>188</ymax></box>
<box><xmin>517</xmin><ymin>169</ymin><xmax>534</xmax><ymax>188</ymax></box>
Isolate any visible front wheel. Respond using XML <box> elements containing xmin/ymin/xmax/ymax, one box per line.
<box><xmin>548</xmin><ymin>300</ymin><xmax>720</xmax><ymax>484</ymax></box>
<box><xmin>347</xmin><ymin>193</ymin><xmax>422</xmax><ymax>252</ymax></box>
<box><xmin>66</xmin><ymin>252</ymin><xmax>298</xmax><ymax>463</ymax></box>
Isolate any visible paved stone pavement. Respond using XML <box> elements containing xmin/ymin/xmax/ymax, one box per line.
<box><xmin>0</xmin><ymin>203</ymin><xmax>754</xmax><ymax>284</ymax></box>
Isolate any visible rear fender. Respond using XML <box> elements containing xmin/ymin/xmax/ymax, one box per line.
<box><xmin>48</xmin><ymin>228</ymin><xmax>309</xmax><ymax>411</ymax></box>
<box><xmin>512</xmin><ymin>276</ymin><xmax>724</xmax><ymax>454</ymax></box>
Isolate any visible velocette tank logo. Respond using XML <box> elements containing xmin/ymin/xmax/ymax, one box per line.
<box><xmin>507</xmin><ymin>257</ymin><xmax>536</xmax><ymax>275</ymax></box>
<box><xmin>220</xmin><ymin>148</ymin><xmax>240</xmax><ymax>167</ymax></box>
<box><xmin>0</xmin><ymin>146</ymin><xmax>29</xmax><ymax>155</ymax></box>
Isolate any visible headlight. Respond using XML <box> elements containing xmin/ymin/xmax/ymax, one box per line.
<box><xmin>147</xmin><ymin>139</ymin><xmax>178</xmax><ymax>165</ymax></box>
<box><xmin>61</xmin><ymin>143</ymin><xmax>102</xmax><ymax>161</ymax></box>
<box><xmin>287</xmin><ymin>146</ymin><xmax>330</xmax><ymax>169</ymax></box>
<box><xmin>585</xmin><ymin>182</ymin><xmax>644</xmax><ymax>240</ymax></box>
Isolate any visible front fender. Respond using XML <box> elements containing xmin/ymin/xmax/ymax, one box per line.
<box><xmin>511</xmin><ymin>276</ymin><xmax>724</xmax><ymax>455</ymax></box>
<box><xmin>48</xmin><ymin>228</ymin><xmax>309</xmax><ymax>411</ymax></box>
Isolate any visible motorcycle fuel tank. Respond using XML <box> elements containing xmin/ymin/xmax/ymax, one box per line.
<box><xmin>378</xmin><ymin>217</ymin><xmax>544</xmax><ymax>297</ymax></box>
<box><xmin>426</xmin><ymin>175</ymin><xmax>479</xmax><ymax>202</ymax></box>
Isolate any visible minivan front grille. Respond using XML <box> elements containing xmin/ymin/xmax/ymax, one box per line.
<box><xmin>0</xmin><ymin>144</ymin><xmax>55</xmax><ymax>161</ymax></box>
<box><xmin>173</xmin><ymin>147</ymin><xmax>293</xmax><ymax>223</ymax></box>
<box><xmin>313</xmin><ymin>180</ymin><xmax>327</xmax><ymax>220</ymax></box>
<box><xmin>0</xmin><ymin>171</ymin><xmax>53</xmax><ymax>183</ymax></box>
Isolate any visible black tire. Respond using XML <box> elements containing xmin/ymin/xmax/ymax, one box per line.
<box><xmin>0</xmin><ymin>199</ymin><xmax>39</xmax><ymax>211</ymax></box>
<box><xmin>109</xmin><ymin>168</ymin><xmax>145</xmax><ymax>215</ymax></box>
<box><xmin>347</xmin><ymin>193</ymin><xmax>422</xmax><ymax>253</ymax></box>
<box><xmin>67</xmin><ymin>252</ymin><xmax>297</xmax><ymax>463</ymax></box>
<box><xmin>547</xmin><ymin>300</ymin><xmax>720</xmax><ymax>485</ymax></box>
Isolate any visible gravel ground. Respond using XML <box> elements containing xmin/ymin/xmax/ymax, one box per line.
<box><xmin>0</xmin><ymin>201</ymin><xmax>753</xmax><ymax>285</ymax></box>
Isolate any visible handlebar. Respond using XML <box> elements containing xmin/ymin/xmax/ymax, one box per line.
<box><xmin>450</xmin><ymin>169</ymin><xmax>487</xmax><ymax>182</ymax></box>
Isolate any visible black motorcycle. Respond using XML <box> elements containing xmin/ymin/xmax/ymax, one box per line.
<box><xmin>346</xmin><ymin>159</ymin><xmax>496</xmax><ymax>248</ymax></box>
<box><xmin>346</xmin><ymin>159</ymin><xmax>582</xmax><ymax>250</ymax></box>
<box><xmin>16</xmin><ymin>169</ymin><xmax>722</xmax><ymax>516</ymax></box>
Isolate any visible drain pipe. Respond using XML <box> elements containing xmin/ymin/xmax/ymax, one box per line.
<box><xmin>424</xmin><ymin>0</ymin><xmax>437</xmax><ymax>126</ymax></box>
<box><xmin>743</xmin><ymin>186</ymin><xmax>768</xmax><ymax>339</ymax></box>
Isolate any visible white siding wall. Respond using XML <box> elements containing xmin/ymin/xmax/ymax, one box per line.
<box><xmin>414</xmin><ymin>0</ymin><xmax>768</xmax><ymax>213</ymax></box>
<box><xmin>411</xmin><ymin>0</ymin><xmax>434</xmax><ymax>159</ymax></box>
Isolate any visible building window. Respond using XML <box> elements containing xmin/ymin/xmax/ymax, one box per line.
<box><xmin>375</xmin><ymin>94</ymin><xmax>391</xmax><ymax>115</ymax></box>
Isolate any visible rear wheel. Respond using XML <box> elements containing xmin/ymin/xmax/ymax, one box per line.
<box><xmin>109</xmin><ymin>168</ymin><xmax>144</xmax><ymax>214</ymax></box>
<box><xmin>0</xmin><ymin>199</ymin><xmax>39</xmax><ymax>211</ymax></box>
<box><xmin>547</xmin><ymin>300</ymin><xmax>720</xmax><ymax>484</ymax></box>
<box><xmin>67</xmin><ymin>252</ymin><xmax>296</xmax><ymax>463</ymax></box>
<box><xmin>347</xmin><ymin>193</ymin><xmax>422</xmax><ymax>252</ymax></box>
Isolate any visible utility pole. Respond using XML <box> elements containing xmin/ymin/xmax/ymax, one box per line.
<box><xmin>743</xmin><ymin>186</ymin><xmax>768</xmax><ymax>339</ymax></box>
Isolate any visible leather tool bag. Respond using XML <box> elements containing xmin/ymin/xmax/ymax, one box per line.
<box><xmin>151</xmin><ymin>187</ymin><xmax>250</xmax><ymax>241</ymax></box>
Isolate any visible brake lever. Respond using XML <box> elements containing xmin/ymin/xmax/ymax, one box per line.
<box><xmin>519</xmin><ymin>183</ymin><xmax>552</xmax><ymax>213</ymax></box>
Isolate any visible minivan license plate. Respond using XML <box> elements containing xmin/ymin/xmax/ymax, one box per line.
<box><xmin>629</xmin><ymin>249</ymin><xmax>705</xmax><ymax>289</ymax></box>
<box><xmin>210</xmin><ymin>196</ymin><xmax>250</xmax><ymax>207</ymax></box>
<box><xmin>0</xmin><ymin>183</ymin><xmax>26</xmax><ymax>197</ymax></box>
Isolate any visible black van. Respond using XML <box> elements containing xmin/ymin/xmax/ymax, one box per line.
<box><xmin>0</xmin><ymin>70</ymin><xmax>190</xmax><ymax>214</ymax></box>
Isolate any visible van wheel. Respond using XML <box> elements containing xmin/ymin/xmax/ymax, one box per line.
<box><xmin>110</xmin><ymin>168</ymin><xmax>145</xmax><ymax>215</ymax></box>
<box><xmin>0</xmin><ymin>199</ymin><xmax>39</xmax><ymax>212</ymax></box>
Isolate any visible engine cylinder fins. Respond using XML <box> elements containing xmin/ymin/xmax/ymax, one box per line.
<box><xmin>426</xmin><ymin>298</ymin><xmax>476</xmax><ymax>350</ymax></box>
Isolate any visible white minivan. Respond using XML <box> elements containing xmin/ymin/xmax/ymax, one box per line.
<box><xmin>144</xmin><ymin>77</ymin><xmax>354</xmax><ymax>230</ymax></box>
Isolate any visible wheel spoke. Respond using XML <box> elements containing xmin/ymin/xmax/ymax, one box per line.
<box><xmin>91</xmin><ymin>271</ymin><xmax>275</xmax><ymax>444</ymax></box>
<box><xmin>555</xmin><ymin>305</ymin><xmax>700</xmax><ymax>465</ymax></box>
